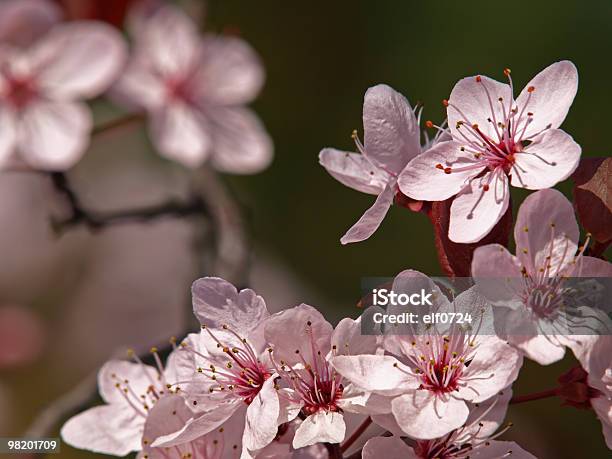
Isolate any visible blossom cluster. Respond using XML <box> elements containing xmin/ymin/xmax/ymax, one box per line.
<box><xmin>2</xmin><ymin>0</ymin><xmax>609</xmax><ymax>458</ymax></box>
<box><xmin>0</xmin><ymin>0</ymin><xmax>272</xmax><ymax>173</ymax></box>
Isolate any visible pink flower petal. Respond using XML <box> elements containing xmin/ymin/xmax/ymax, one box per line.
<box><xmin>514</xmin><ymin>61</ymin><xmax>578</xmax><ymax>140</ymax></box>
<box><xmin>447</xmin><ymin>75</ymin><xmax>511</xmax><ymax>142</ymax></box>
<box><xmin>399</xmin><ymin>141</ymin><xmax>483</xmax><ymax>201</ymax></box>
<box><xmin>471</xmin><ymin>244</ymin><xmax>523</xmax><ymax>303</ymax></box>
<box><xmin>264</xmin><ymin>304</ymin><xmax>332</xmax><ymax>365</ymax></box>
<box><xmin>17</xmin><ymin>100</ymin><xmax>92</xmax><ymax>170</ymax></box>
<box><xmin>449</xmin><ymin>169</ymin><xmax>510</xmax><ymax>243</ymax></box>
<box><xmin>150</xmin><ymin>102</ymin><xmax>211</xmax><ymax>168</ymax></box>
<box><xmin>110</xmin><ymin>53</ymin><xmax>166</xmax><ymax>110</ymax></box>
<box><xmin>136</xmin><ymin>4</ymin><xmax>200</xmax><ymax>78</ymax></box>
<box><xmin>391</xmin><ymin>391</ymin><xmax>469</xmax><ymax>439</ymax></box>
<box><xmin>362</xmin><ymin>84</ymin><xmax>421</xmax><ymax>175</ymax></box>
<box><xmin>292</xmin><ymin>411</ymin><xmax>346</xmax><ymax>449</ymax></box>
<box><xmin>591</xmin><ymin>395</ymin><xmax>612</xmax><ymax>450</ymax></box>
<box><xmin>331</xmin><ymin>317</ymin><xmax>378</xmax><ymax>356</ymax></box>
<box><xmin>192</xmin><ymin>277</ymin><xmax>269</xmax><ymax>339</ymax></box>
<box><xmin>331</xmin><ymin>355</ymin><xmax>417</xmax><ymax>396</ymax></box>
<box><xmin>30</xmin><ymin>21</ymin><xmax>126</xmax><ymax>99</ymax></box>
<box><xmin>208</xmin><ymin>107</ymin><xmax>273</xmax><ymax>174</ymax></box>
<box><xmin>243</xmin><ymin>377</ymin><xmax>280</xmax><ymax>453</ymax></box>
<box><xmin>0</xmin><ymin>0</ymin><xmax>61</xmax><ymax>47</ymax></box>
<box><xmin>362</xmin><ymin>436</ymin><xmax>416</xmax><ymax>459</ymax></box>
<box><xmin>340</xmin><ymin>182</ymin><xmax>395</xmax><ymax>245</ymax></box>
<box><xmin>60</xmin><ymin>405</ymin><xmax>143</xmax><ymax>456</ymax></box>
<box><xmin>510</xmin><ymin>129</ymin><xmax>581</xmax><ymax>190</ymax></box>
<box><xmin>0</xmin><ymin>106</ymin><xmax>17</xmax><ymax>168</ymax></box>
<box><xmin>456</xmin><ymin>336</ymin><xmax>522</xmax><ymax>403</ymax></box>
<box><xmin>319</xmin><ymin>148</ymin><xmax>387</xmax><ymax>195</ymax></box>
<box><xmin>195</xmin><ymin>35</ymin><xmax>265</xmax><ymax>106</ymax></box>
<box><xmin>97</xmin><ymin>360</ymin><xmax>159</xmax><ymax>405</ymax></box>
<box><xmin>514</xmin><ymin>189</ymin><xmax>579</xmax><ymax>272</ymax></box>
<box><xmin>574</xmin><ymin>255</ymin><xmax>612</xmax><ymax>277</ymax></box>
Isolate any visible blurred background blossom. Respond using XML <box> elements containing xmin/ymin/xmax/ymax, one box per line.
<box><xmin>0</xmin><ymin>0</ymin><xmax>610</xmax><ymax>458</ymax></box>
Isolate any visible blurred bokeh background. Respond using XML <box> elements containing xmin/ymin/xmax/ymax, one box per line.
<box><xmin>1</xmin><ymin>0</ymin><xmax>610</xmax><ymax>457</ymax></box>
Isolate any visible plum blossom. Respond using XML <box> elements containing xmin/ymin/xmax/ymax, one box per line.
<box><xmin>61</xmin><ymin>348</ymin><xmax>183</xmax><ymax>456</ymax></box>
<box><xmin>0</xmin><ymin>18</ymin><xmax>126</xmax><ymax>170</ymax></box>
<box><xmin>362</xmin><ymin>391</ymin><xmax>536</xmax><ymax>458</ymax></box>
<box><xmin>567</xmin><ymin>335</ymin><xmax>612</xmax><ymax>449</ymax></box>
<box><xmin>332</xmin><ymin>271</ymin><xmax>522</xmax><ymax>440</ymax></box>
<box><xmin>150</xmin><ymin>277</ymin><xmax>282</xmax><ymax>459</ymax></box>
<box><xmin>112</xmin><ymin>4</ymin><xmax>272</xmax><ymax>172</ymax></box>
<box><xmin>400</xmin><ymin>61</ymin><xmax>581</xmax><ymax>243</ymax></box>
<box><xmin>265</xmin><ymin>304</ymin><xmax>381</xmax><ymax>449</ymax></box>
<box><xmin>319</xmin><ymin>84</ymin><xmax>448</xmax><ymax>244</ymax></box>
<box><xmin>472</xmin><ymin>189</ymin><xmax>612</xmax><ymax>365</ymax></box>
<box><xmin>137</xmin><ymin>394</ymin><xmax>245</xmax><ymax>459</ymax></box>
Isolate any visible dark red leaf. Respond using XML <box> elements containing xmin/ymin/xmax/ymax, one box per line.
<box><xmin>427</xmin><ymin>197</ymin><xmax>513</xmax><ymax>277</ymax></box>
<box><xmin>572</xmin><ymin>157</ymin><xmax>612</xmax><ymax>244</ymax></box>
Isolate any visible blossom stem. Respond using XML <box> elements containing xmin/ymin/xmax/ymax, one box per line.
<box><xmin>341</xmin><ymin>417</ymin><xmax>372</xmax><ymax>453</ymax></box>
<box><xmin>510</xmin><ymin>388</ymin><xmax>558</xmax><ymax>405</ymax></box>
<box><xmin>91</xmin><ymin>112</ymin><xmax>144</xmax><ymax>137</ymax></box>
<box><xmin>324</xmin><ymin>442</ymin><xmax>343</xmax><ymax>459</ymax></box>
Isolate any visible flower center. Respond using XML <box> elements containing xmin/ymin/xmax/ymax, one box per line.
<box><xmin>402</xmin><ymin>333</ymin><xmax>477</xmax><ymax>395</ymax></box>
<box><xmin>195</xmin><ymin>325</ymin><xmax>271</xmax><ymax>405</ymax></box>
<box><xmin>270</xmin><ymin>321</ymin><xmax>344</xmax><ymax>415</ymax></box>
<box><xmin>4</xmin><ymin>75</ymin><xmax>38</xmax><ymax>109</ymax></box>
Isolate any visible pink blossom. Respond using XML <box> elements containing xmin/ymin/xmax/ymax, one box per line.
<box><xmin>265</xmin><ymin>304</ymin><xmax>380</xmax><ymax>449</ymax></box>
<box><xmin>362</xmin><ymin>390</ymin><xmax>536</xmax><ymax>458</ymax></box>
<box><xmin>319</xmin><ymin>84</ymin><xmax>446</xmax><ymax>244</ymax></box>
<box><xmin>399</xmin><ymin>61</ymin><xmax>581</xmax><ymax>243</ymax></box>
<box><xmin>150</xmin><ymin>277</ymin><xmax>282</xmax><ymax>459</ymax></box>
<box><xmin>569</xmin><ymin>335</ymin><xmax>612</xmax><ymax>449</ymax></box>
<box><xmin>472</xmin><ymin>189</ymin><xmax>612</xmax><ymax>365</ymax></box>
<box><xmin>112</xmin><ymin>4</ymin><xmax>272</xmax><ymax>172</ymax></box>
<box><xmin>332</xmin><ymin>271</ymin><xmax>522</xmax><ymax>440</ymax></box>
<box><xmin>0</xmin><ymin>19</ymin><xmax>126</xmax><ymax>170</ymax></box>
<box><xmin>137</xmin><ymin>394</ymin><xmax>245</xmax><ymax>459</ymax></box>
<box><xmin>61</xmin><ymin>349</ymin><xmax>183</xmax><ymax>456</ymax></box>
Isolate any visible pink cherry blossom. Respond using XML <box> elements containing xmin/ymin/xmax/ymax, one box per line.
<box><xmin>137</xmin><ymin>394</ymin><xmax>245</xmax><ymax>459</ymax></box>
<box><xmin>332</xmin><ymin>271</ymin><xmax>522</xmax><ymax>440</ymax></box>
<box><xmin>363</xmin><ymin>389</ymin><xmax>536</xmax><ymax>458</ymax></box>
<box><xmin>112</xmin><ymin>4</ymin><xmax>272</xmax><ymax>172</ymax></box>
<box><xmin>150</xmin><ymin>277</ymin><xmax>282</xmax><ymax>459</ymax></box>
<box><xmin>569</xmin><ymin>335</ymin><xmax>612</xmax><ymax>449</ymax></box>
<box><xmin>399</xmin><ymin>61</ymin><xmax>581</xmax><ymax>243</ymax></box>
<box><xmin>0</xmin><ymin>19</ymin><xmax>126</xmax><ymax>170</ymax></box>
<box><xmin>319</xmin><ymin>84</ymin><xmax>447</xmax><ymax>244</ymax></box>
<box><xmin>472</xmin><ymin>189</ymin><xmax>612</xmax><ymax>365</ymax></box>
<box><xmin>61</xmin><ymin>348</ymin><xmax>183</xmax><ymax>456</ymax></box>
<box><xmin>265</xmin><ymin>304</ymin><xmax>380</xmax><ymax>449</ymax></box>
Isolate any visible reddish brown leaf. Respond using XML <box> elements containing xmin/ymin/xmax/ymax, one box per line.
<box><xmin>427</xmin><ymin>198</ymin><xmax>513</xmax><ymax>277</ymax></box>
<box><xmin>572</xmin><ymin>157</ymin><xmax>612</xmax><ymax>244</ymax></box>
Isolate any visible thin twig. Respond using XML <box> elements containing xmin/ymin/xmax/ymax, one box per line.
<box><xmin>341</xmin><ymin>417</ymin><xmax>372</xmax><ymax>453</ymax></box>
<box><xmin>91</xmin><ymin>112</ymin><xmax>144</xmax><ymax>137</ymax></box>
<box><xmin>24</xmin><ymin>372</ymin><xmax>98</xmax><ymax>438</ymax></box>
<box><xmin>510</xmin><ymin>388</ymin><xmax>558</xmax><ymax>405</ymax></box>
